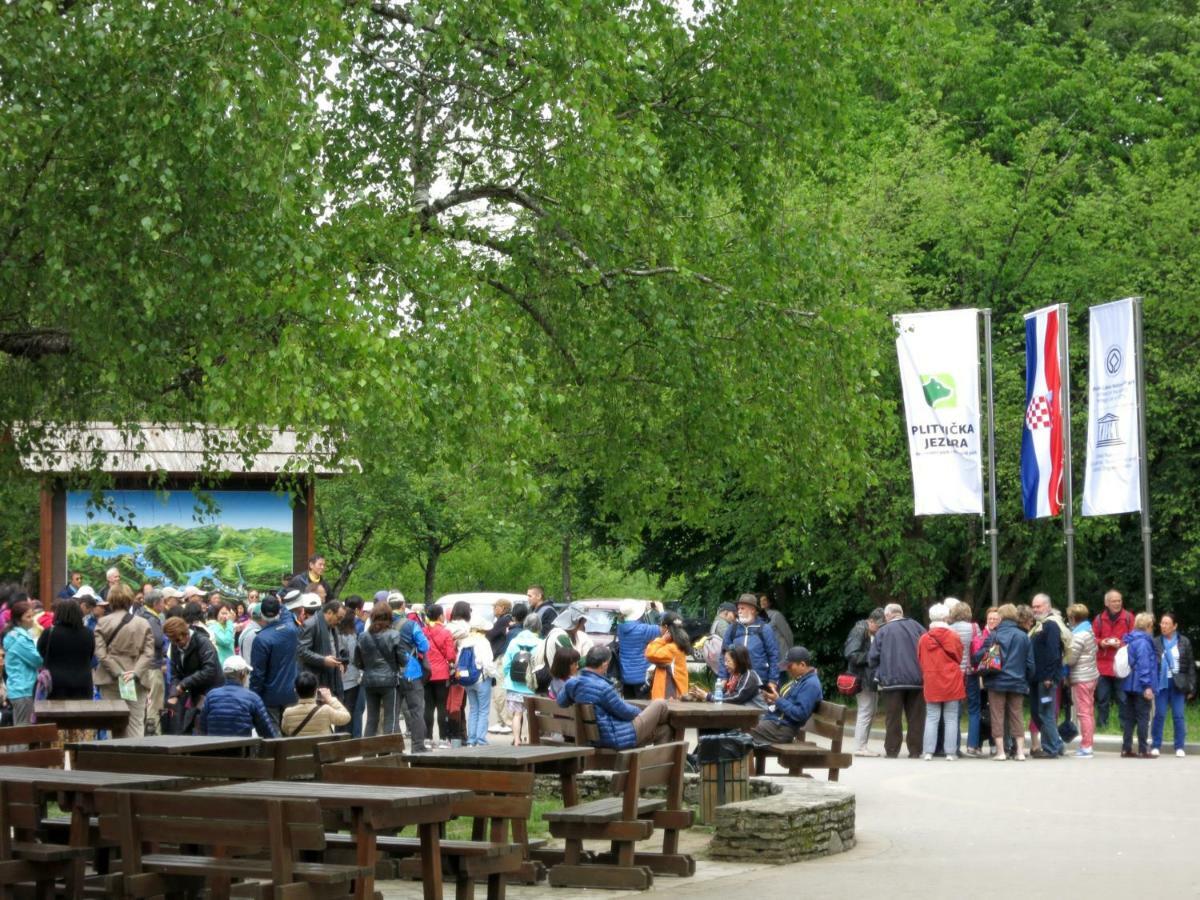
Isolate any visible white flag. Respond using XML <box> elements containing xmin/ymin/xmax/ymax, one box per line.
<box><xmin>895</xmin><ymin>309</ymin><xmax>983</xmax><ymax>515</ymax></box>
<box><xmin>1082</xmin><ymin>298</ymin><xmax>1142</xmax><ymax>516</ymax></box>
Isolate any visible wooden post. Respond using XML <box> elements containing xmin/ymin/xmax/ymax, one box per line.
<box><xmin>305</xmin><ymin>477</ymin><xmax>316</xmax><ymax>563</ymax></box>
<box><xmin>39</xmin><ymin>482</ymin><xmax>53</xmax><ymax>603</ymax></box>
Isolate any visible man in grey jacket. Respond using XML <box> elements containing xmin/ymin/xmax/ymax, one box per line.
<box><xmin>868</xmin><ymin>603</ymin><xmax>927</xmax><ymax>759</ymax></box>
<box><xmin>298</xmin><ymin>599</ymin><xmax>345</xmax><ymax>699</ymax></box>
<box><xmin>844</xmin><ymin>607</ymin><xmax>885</xmax><ymax>756</ymax></box>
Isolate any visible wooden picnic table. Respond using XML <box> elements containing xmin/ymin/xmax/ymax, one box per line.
<box><xmin>34</xmin><ymin>699</ymin><xmax>130</xmax><ymax>735</ymax></box>
<box><xmin>631</xmin><ymin>698</ymin><xmax>763</xmax><ymax>742</ymax></box>
<box><xmin>403</xmin><ymin>743</ymin><xmax>596</xmax><ymax>883</ymax></box>
<box><xmin>66</xmin><ymin>734</ymin><xmax>260</xmax><ymax>756</ymax></box>
<box><xmin>187</xmin><ymin>779</ymin><xmax>469</xmax><ymax>900</ymax></box>
<box><xmin>0</xmin><ymin>765</ymin><xmax>191</xmax><ymax>896</ymax></box>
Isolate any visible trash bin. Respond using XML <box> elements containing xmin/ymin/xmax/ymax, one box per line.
<box><xmin>698</xmin><ymin>732</ymin><xmax>753</xmax><ymax>824</ymax></box>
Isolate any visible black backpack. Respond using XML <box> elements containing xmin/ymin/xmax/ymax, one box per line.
<box><xmin>509</xmin><ymin>648</ymin><xmax>533</xmax><ymax>685</ymax></box>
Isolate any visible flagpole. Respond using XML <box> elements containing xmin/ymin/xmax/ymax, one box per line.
<box><xmin>982</xmin><ymin>309</ymin><xmax>1000</xmax><ymax>606</ymax></box>
<box><xmin>1059</xmin><ymin>303</ymin><xmax>1076</xmax><ymax>606</ymax></box>
<box><xmin>1133</xmin><ymin>296</ymin><xmax>1153</xmax><ymax>614</ymax></box>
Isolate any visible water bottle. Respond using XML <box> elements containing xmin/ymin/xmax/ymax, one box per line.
<box><xmin>713</xmin><ymin>681</ymin><xmax>724</xmax><ymax>703</ymax></box>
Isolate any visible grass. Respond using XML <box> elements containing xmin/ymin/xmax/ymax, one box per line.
<box><xmin>442</xmin><ymin>797</ymin><xmax>559</xmax><ymax>841</ymax></box>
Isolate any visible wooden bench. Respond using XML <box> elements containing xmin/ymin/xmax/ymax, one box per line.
<box><xmin>752</xmin><ymin>701</ymin><xmax>853</xmax><ymax>781</ymax></box>
<box><xmin>315</xmin><ymin>732</ymin><xmax>406</xmax><ymax>768</ymax></box>
<box><xmin>96</xmin><ymin>789</ymin><xmax>369</xmax><ymax>899</ymax></box>
<box><xmin>76</xmin><ymin>750</ymin><xmax>277</xmax><ymax>781</ymax></box>
<box><xmin>542</xmin><ymin>741</ymin><xmax>694</xmax><ymax>891</ymax></box>
<box><xmin>525</xmin><ymin>696</ymin><xmax>621</xmax><ymax>769</ymax></box>
<box><xmin>323</xmin><ymin>759</ymin><xmax>528</xmax><ymax>900</ymax></box>
<box><xmin>0</xmin><ymin>723</ymin><xmax>64</xmax><ymax>768</ymax></box>
<box><xmin>0</xmin><ymin>780</ymin><xmax>91</xmax><ymax>897</ymax></box>
<box><xmin>260</xmin><ymin>734</ymin><xmax>335</xmax><ymax>779</ymax></box>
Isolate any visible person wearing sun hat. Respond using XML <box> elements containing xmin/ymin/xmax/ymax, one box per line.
<box><xmin>199</xmin><ymin>655</ymin><xmax>280</xmax><ymax>738</ymax></box>
<box><xmin>717</xmin><ymin>593</ymin><xmax>781</xmax><ymax>690</ymax></box>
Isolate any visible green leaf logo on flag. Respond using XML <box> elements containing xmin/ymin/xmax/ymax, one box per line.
<box><xmin>921</xmin><ymin>373</ymin><xmax>957</xmax><ymax>409</ymax></box>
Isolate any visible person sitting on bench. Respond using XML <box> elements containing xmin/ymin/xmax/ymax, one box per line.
<box><xmin>199</xmin><ymin>655</ymin><xmax>280</xmax><ymax>737</ymax></box>
<box><xmin>748</xmin><ymin>646</ymin><xmax>823</xmax><ymax>747</ymax></box>
<box><xmin>282</xmin><ymin>670</ymin><xmax>351</xmax><ymax>737</ymax></box>
<box><xmin>558</xmin><ymin>646</ymin><xmax>671</xmax><ymax>748</ymax></box>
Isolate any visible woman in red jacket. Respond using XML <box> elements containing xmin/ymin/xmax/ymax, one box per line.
<box><xmin>422</xmin><ymin>604</ymin><xmax>459</xmax><ymax>746</ymax></box>
<box><xmin>917</xmin><ymin>602</ymin><xmax>966</xmax><ymax>760</ymax></box>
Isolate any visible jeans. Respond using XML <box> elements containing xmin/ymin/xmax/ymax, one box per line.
<box><xmin>1035</xmin><ymin>681</ymin><xmax>1063</xmax><ymax>755</ymax></box>
<box><xmin>1120</xmin><ymin>691</ymin><xmax>1151</xmax><ymax>753</ymax></box>
<box><xmin>964</xmin><ymin>674</ymin><xmax>982</xmax><ymax>749</ymax></box>
<box><xmin>1153</xmin><ymin>683</ymin><xmax>1188</xmax><ymax>751</ymax></box>
<box><xmin>1072</xmin><ymin>680</ymin><xmax>1097</xmax><ymax>749</ymax></box>
<box><xmin>339</xmin><ymin>685</ymin><xmax>359</xmax><ymax>736</ymax></box>
<box><xmin>853</xmin><ymin>688</ymin><xmax>877</xmax><ymax>751</ymax></box>
<box><xmin>1095</xmin><ymin>674</ymin><xmax>1121</xmax><ymax>729</ymax></box>
<box><xmin>466</xmin><ymin>678</ymin><xmax>492</xmax><ymax>745</ymax></box>
<box><xmin>398</xmin><ymin>677</ymin><xmax>427</xmax><ymax>749</ymax></box>
<box><xmin>923</xmin><ymin>700</ymin><xmax>960</xmax><ymax>756</ymax></box>
<box><xmin>364</xmin><ymin>685</ymin><xmax>397</xmax><ymax>737</ymax></box>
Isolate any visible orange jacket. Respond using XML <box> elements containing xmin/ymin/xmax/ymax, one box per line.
<box><xmin>645</xmin><ymin>637</ymin><xmax>689</xmax><ymax>700</ymax></box>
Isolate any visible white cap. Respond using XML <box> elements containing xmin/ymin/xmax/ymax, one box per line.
<box><xmin>469</xmin><ymin>613</ymin><xmax>490</xmax><ymax>631</ymax></box>
<box><xmin>182</xmin><ymin>585</ymin><xmax>204</xmax><ymax>599</ymax></box>
<box><xmin>161</xmin><ymin>586</ymin><xmax>183</xmax><ymax>600</ymax></box>
<box><xmin>299</xmin><ymin>593</ymin><xmax>322</xmax><ymax>611</ymax></box>
<box><xmin>223</xmin><ymin>656</ymin><xmax>252</xmax><ymax>674</ymax></box>
<box><xmin>74</xmin><ymin>585</ymin><xmax>99</xmax><ymax>601</ymax></box>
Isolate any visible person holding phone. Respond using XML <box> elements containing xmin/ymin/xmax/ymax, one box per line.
<box><xmin>281</xmin><ymin>671</ymin><xmax>351</xmax><ymax>737</ymax></box>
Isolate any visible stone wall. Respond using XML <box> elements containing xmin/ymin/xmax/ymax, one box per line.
<box><xmin>708</xmin><ymin>780</ymin><xmax>855</xmax><ymax>864</ymax></box>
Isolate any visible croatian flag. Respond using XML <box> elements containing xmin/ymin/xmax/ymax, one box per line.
<box><xmin>1021</xmin><ymin>305</ymin><xmax>1065</xmax><ymax>518</ymax></box>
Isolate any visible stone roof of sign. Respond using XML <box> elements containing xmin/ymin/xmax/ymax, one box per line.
<box><xmin>16</xmin><ymin>422</ymin><xmax>344</xmax><ymax>475</ymax></box>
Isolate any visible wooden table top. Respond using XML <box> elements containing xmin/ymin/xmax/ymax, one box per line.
<box><xmin>631</xmin><ymin>698</ymin><xmax>763</xmax><ymax>726</ymax></box>
<box><xmin>187</xmin><ymin>779</ymin><xmax>471</xmax><ymax>808</ymax></box>
<box><xmin>404</xmin><ymin>744</ymin><xmax>596</xmax><ymax>767</ymax></box>
<box><xmin>0</xmin><ymin>766</ymin><xmax>189</xmax><ymax>792</ymax></box>
<box><xmin>67</xmin><ymin>735</ymin><xmax>261</xmax><ymax>755</ymax></box>
<box><xmin>35</xmin><ymin>699</ymin><xmax>130</xmax><ymax>720</ymax></box>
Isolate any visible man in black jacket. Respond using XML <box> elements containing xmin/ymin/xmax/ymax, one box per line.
<box><xmin>298</xmin><ymin>599</ymin><xmax>345</xmax><ymax>698</ymax></box>
<box><xmin>844</xmin><ymin>607</ymin><xmax>885</xmax><ymax>756</ymax></box>
<box><xmin>1030</xmin><ymin>593</ymin><xmax>1065</xmax><ymax>758</ymax></box>
<box><xmin>164</xmin><ymin>615</ymin><xmax>223</xmax><ymax>734</ymax></box>
<box><xmin>868</xmin><ymin>603</ymin><xmax>927</xmax><ymax>759</ymax></box>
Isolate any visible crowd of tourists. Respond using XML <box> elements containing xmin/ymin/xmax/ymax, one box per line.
<box><xmin>843</xmin><ymin>589</ymin><xmax>1194</xmax><ymax>760</ymax></box>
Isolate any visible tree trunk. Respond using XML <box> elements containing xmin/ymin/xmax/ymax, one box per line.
<box><xmin>327</xmin><ymin>518</ymin><xmax>379</xmax><ymax>601</ymax></box>
<box><xmin>423</xmin><ymin>539</ymin><xmax>441</xmax><ymax>605</ymax></box>
<box><xmin>561</xmin><ymin>533</ymin><xmax>572</xmax><ymax>603</ymax></box>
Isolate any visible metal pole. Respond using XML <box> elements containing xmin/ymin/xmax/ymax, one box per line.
<box><xmin>1059</xmin><ymin>303</ymin><xmax>1076</xmax><ymax>606</ymax></box>
<box><xmin>982</xmin><ymin>309</ymin><xmax>1000</xmax><ymax>606</ymax></box>
<box><xmin>1133</xmin><ymin>296</ymin><xmax>1153</xmax><ymax>614</ymax></box>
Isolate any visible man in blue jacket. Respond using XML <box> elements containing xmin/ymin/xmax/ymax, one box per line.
<box><xmin>391</xmin><ymin>592</ymin><xmax>429</xmax><ymax>750</ymax></box>
<box><xmin>749</xmin><ymin>646</ymin><xmax>823</xmax><ymax>747</ymax></box>
<box><xmin>868</xmin><ymin>603</ymin><xmax>926</xmax><ymax>758</ymax></box>
<box><xmin>616</xmin><ymin>600</ymin><xmax>662</xmax><ymax>698</ymax></box>
<box><xmin>718</xmin><ymin>594</ymin><xmax>781</xmax><ymax>689</ymax></box>
<box><xmin>249</xmin><ymin>595</ymin><xmax>300</xmax><ymax>726</ymax></box>
<box><xmin>557</xmin><ymin>646</ymin><xmax>670</xmax><ymax>749</ymax></box>
<box><xmin>200</xmin><ymin>656</ymin><xmax>280</xmax><ymax>737</ymax></box>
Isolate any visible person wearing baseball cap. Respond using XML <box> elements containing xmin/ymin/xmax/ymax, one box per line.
<box><xmin>748</xmin><ymin>645</ymin><xmax>823</xmax><ymax>748</ymax></box>
<box><xmin>199</xmin><ymin>655</ymin><xmax>280</xmax><ymax>738</ymax></box>
<box><xmin>717</xmin><ymin>593</ymin><xmax>781</xmax><ymax>691</ymax></box>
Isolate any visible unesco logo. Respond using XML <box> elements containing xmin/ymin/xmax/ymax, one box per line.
<box><xmin>1105</xmin><ymin>345</ymin><xmax>1123</xmax><ymax>376</ymax></box>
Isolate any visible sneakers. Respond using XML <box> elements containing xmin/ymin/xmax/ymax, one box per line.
<box><xmin>1150</xmin><ymin>747</ymin><xmax>1161</xmax><ymax>758</ymax></box>
<box><xmin>922</xmin><ymin>753</ymin><xmax>933</xmax><ymax>761</ymax></box>
<box><xmin>1177</xmin><ymin>749</ymin><xmax>1187</xmax><ymax>758</ymax></box>
<box><xmin>496</xmin><ymin>725</ymin><xmax>513</xmax><ymax>734</ymax></box>
<box><xmin>1120</xmin><ymin>750</ymin><xmax>1136</xmax><ymax>758</ymax></box>
<box><xmin>964</xmin><ymin>748</ymin><xmax>984</xmax><ymax>758</ymax></box>
<box><xmin>944</xmin><ymin>753</ymin><xmax>956</xmax><ymax>760</ymax></box>
<box><xmin>487</xmin><ymin>725</ymin><xmax>503</xmax><ymax>734</ymax></box>
<box><xmin>1074</xmin><ymin>748</ymin><xmax>1094</xmax><ymax>758</ymax></box>
<box><xmin>854</xmin><ymin>749</ymin><xmax>880</xmax><ymax>758</ymax></box>
<box><xmin>1031</xmin><ymin>749</ymin><xmax>1058</xmax><ymax>760</ymax></box>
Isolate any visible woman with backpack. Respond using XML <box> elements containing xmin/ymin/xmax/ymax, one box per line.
<box><xmin>644</xmin><ymin>612</ymin><xmax>692</xmax><ymax>700</ymax></box>
<box><xmin>451</xmin><ymin>615</ymin><xmax>495</xmax><ymax>746</ymax></box>
<box><xmin>501</xmin><ymin>614</ymin><xmax>541</xmax><ymax>745</ymax></box>
<box><xmin>979</xmin><ymin>603</ymin><xmax>1035</xmax><ymax>761</ymax></box>
<box><xmin>355</xmin><ymin>603</ymin><xmax>409</xmax><ymax>737</ymax></box>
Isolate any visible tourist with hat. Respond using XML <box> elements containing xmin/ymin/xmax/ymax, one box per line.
<box><xmin>616</xmin><ymin>600</ymin><xmax>663</xmax><ymax>698</ymax></box>
<box><xmin>544</xmin><ymin>602</ymin><xmax>595</xmax><ymax>673</ymax></box>
<box><xmin>717</xmin><ymin>593</ymin><xmax>780</xmax><ymax>691</ymax></box>
<box><xmin>748</xmin><ymin>646</ymin><xmax>823</xmax><ymax>747</ymax></box>
<box><xmin>199</xmin><ymin>656</ymin><xmax>279</xmax><ymax>737</ymax></box>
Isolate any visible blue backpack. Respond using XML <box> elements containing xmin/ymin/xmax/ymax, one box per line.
<box><xmin>456</xmin><ymin>645</ymin><xmax>482</xmax><ymax>686</ymax></box>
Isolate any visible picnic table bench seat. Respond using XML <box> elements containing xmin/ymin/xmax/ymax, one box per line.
<box><xmin>322</xmin><ymin>760</ymin><xmax>532</xmax><ymax>900</ymax></box>
<box><xmin>751</xmin><ymin>701</ymin><xmax>853</xmax><ymax>781</ymax></box>
<box><xmin>0</xmin><ymin>723</ymin><xmax>64</xmax><ymax>768</ymax></box>
<box><xmin>0</xmin><ymin>780</ymin><xmax>91</xmax><ymax>897</ymax></box>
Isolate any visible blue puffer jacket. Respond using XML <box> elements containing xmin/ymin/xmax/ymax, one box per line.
<box><xmin>717</xmin><ymin>621</ymin><xmax>780</xmax><ymax>685</ymax></box>
<box><xmin>249</xmin><ymin>614</ymin><xmax>300</xmax><ymax>708</ymax></box>
<box><xmin>557</xmin><ymin>668</ymin><xmax>641</xmax><ymax>749</ymax></box>
<box><xmin>616</xmin><ymin>622</ymin><xmax>661</xmax><ymax>686</ymax></box>
<box><xmin>765</xmin><ymin>669</ymin><xmax>823</xmax><ymax>728</ymax></box>
<box><xmin>979</xmin><ymin>620</ymin><xmax>1035</xmax><ymax>694</ymax></box>
<box><xmin>1121</xmin><ymin>629</ymin><xmax>1157</xmax><ymax>693</ymax></box>
<box><xmin>199</xmin><ymin>680</ymin><xmax>280</xmax><ymax>737</ymax></box>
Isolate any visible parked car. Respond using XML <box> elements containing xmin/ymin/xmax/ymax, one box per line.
<box><xmin>433</xmin><ymin>592</ymin><xmax>528</xmax><ymax>629</ymax></box>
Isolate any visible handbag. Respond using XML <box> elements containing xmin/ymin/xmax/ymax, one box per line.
<box><xmin>975</xmin><ymin>642</ymin><xmax>1003</xmax><ymax>674</ymax></box>
<box><xmin>447</xmin><ymin>683</ymin><xmax>466</xmax><ymax>717</ymax></box>
<box><xmin>36</xmin><ymin>627</ymin><xmax>53</xmax><ymax>700</ymax></box>
<box><xmin>836</xmin><ymin>673</ymin><xmax>862</xmax><ymax>696</ymax></box>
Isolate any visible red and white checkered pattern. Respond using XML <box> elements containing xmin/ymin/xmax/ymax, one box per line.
<box><xmin>1025</xmin><ymin>394</ymin><xmax>1053</xmax><ymax>430</ymax></box>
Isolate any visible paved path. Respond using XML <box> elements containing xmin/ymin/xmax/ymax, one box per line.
<box><xmin>381</xmin><ymin>750</ymin><xmax>1200</xmax><ymax>900</ymax></box>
